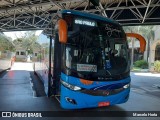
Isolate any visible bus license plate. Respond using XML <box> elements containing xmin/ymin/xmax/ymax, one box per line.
<box><xmin>98</xmin><ymin>102</ymin><xmax>110</xmax><ymax>107</ymax></box>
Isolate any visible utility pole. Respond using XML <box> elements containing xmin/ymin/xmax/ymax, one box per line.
<box><xmin>147</xmin><ymin>38</ymin><xmax>150</xmax><ymax>62</ymax></box>
<box><xmin>131</xmin><ymin>38</ymin><xmax>135</xmax><ymax>69</ymax></box>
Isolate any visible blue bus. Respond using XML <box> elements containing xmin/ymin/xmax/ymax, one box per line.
<box><xmin>34</xmin><ymin>10</ymin><xmax>146</xmax><ymax>109</ymax></box>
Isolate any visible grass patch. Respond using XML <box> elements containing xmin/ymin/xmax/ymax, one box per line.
<box><xmin>131</xmin><ymin>67</ymin><xmax>142</xmax><ymax>72</ymax></box>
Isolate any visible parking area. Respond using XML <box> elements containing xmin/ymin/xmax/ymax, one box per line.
<box><xmin>0</xmin><ymin>62</ymin><xmax>160</xmax><ymax>119</ymax></box>
<box><xmin>131</xmin><ymin>72</ymin><xmax>160</xmax><ymax>99</ymax></box>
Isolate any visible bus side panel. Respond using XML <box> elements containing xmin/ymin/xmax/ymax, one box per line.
<box><xmin>34</xmin><ymin>61</ymin><xmax>48</xmax><ymax>94</ymax></box>
<box><xmin>34</xmin><ymin>34</ymin><xmax>51</xmax><ymax>95</ymax></box>
<box><xmin>60</xmin><ymin>73</ymin><xmax>131</xmax><ymax>109</ymax></box>
<box><xmin>52</xmin><ymin>33</ymin><xmax>62</xmax><ymax>95</ymax></box>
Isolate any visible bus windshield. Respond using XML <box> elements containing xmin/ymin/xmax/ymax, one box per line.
<box><xmin>63</xmin><ymin>16</ymin><xmax>130</xmax><ymax>80</ymax></box>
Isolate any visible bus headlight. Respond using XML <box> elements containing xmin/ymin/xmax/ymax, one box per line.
<box><xmin>61</xmin><ymin>80</ymin><xmax>81</xmax><ymax>91</ymax></box>
<box><xmin>123</xmin><ymin>83</ymin><xmax>130</xmax><ymax>89</ymax></box>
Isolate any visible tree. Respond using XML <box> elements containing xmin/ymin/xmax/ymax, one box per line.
<box><xmin>13</xmin><ymin>31</ymin><xmax>38</xmax><ymax>54</ymax></box>
<box><xmin>123</xmin><ymin>26</ymin><xmax>140</xmax><ymax>69</ymax></box>
<box><xmin>123</xmin><ymin>25</ymin><xmax>155</xmax><ymax>62</ymax></box>
<box><xmin>139</xmin><ymin>26</ymin><xmax>155</xmax><ymax>62</ymax></box>
<box><xmin>0</xmin><ymin>33</ymin><xmax>15</xmax><ymax>51</ymax></box>
<box><xmin>123</xmin><ymin>26</ymin><xmax>155</xmax><ymax>42</ymax></box>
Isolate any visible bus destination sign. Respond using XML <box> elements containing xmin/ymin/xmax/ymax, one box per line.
<box><xmin>74</xmin><ymin>18</ymin><xmax>97</xmax><ymax>27</ymax></box>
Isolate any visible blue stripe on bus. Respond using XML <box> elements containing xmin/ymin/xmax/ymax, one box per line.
<box><xmin>60</xmin><ymin>84</ymin><xmax>130</xmax><ymax>109</ymax></box>
<box><xmin>61</xmin><ymin>72</ymin><xmax>130</xmax><ymax>89</ymax></box>
<box><xmin>60</xmin><ymin>73</ymin><xmax>131</xmax><ymax>109</ymax></box>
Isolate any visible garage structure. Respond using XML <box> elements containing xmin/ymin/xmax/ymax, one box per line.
<box><xmin>1</xmin><ymin>0</ymin><xmax>160</xmax><ymax>68</ymax></box>
<box><xmin>0</xmin><ymin>0</ymin><xmax>160</xmax><ymax>35</ymax></box>
<box><xmin>0</xmin><ymin>0</ymin><xmax>160</xmax><ymax>91</ymax></box>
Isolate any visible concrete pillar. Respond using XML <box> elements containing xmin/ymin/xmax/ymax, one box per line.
<box><xmin>143</xmin><ymin>51</ymin><xmax>147</xmax><ymax>61</ymax></box>
<box><xmin>143</xmin><ymin>39</ymin><xmax>148</xmax><ymax>61</ymax></box>
<box><xmin>149</xmin><ymin>50</ymin><xmax>155</xmax><ymax>71</ymax></box>
<box><xmin>149</xmin><ymin>40</ymin><xmax>160</xmax><ymax>71</ymax></box>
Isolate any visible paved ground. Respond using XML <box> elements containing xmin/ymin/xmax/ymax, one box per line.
<box><xmin>0</xmin><ymin>62</ymin><xmax>160</xmax><ymax>120</ymax></box>
<box><xmin>130</xmin><ymin>72</ymin><xmax>160</xmax><ymax>99</ymax></box>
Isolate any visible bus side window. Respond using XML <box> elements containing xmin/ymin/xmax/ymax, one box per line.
<box><xmin>66</xmin><ymin>47</ymin><xmax>72</xmax><ymax>68</ymax></box>
<box><xmin>120</xmin><ymin>46</ymin><xmax>126</xmax><ymax>57</ymax></box>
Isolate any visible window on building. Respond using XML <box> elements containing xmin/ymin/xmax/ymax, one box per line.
<box><xmin>16</xmin><ymin>51</ymin><xmax>19</xmax><ymax>55</ymax></box>
<box><xmin>21</xmin><ymin>52</ymin><xmax>25</xmax><ymax>55</ymax></box>
<box><xmin>155</xmin><ymin>44</ymin><xmax>160</xmax><ymax>61</ymax></box>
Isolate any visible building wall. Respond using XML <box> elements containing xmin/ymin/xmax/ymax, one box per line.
<box><xmin>154</xmin><ymin>27</ymin><xmax>160</xmax><ymax>41</ymax></box>
<box><xmin>15</xmin><ymin>45</ymin><xmax>27</xmax><ymax>61</ymax></box>
<box><xmin>149</xmin><ymin>40</ymin><xmax>160</xmax><ymax>71</ymax></box>
<box><xmin>149</xmin><ymin>26</ymin><xmax>160</xmax><ymax>71</ymax></box>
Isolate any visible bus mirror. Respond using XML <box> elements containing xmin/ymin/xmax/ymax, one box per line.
<box><xmin>58</xmin><ymin>19</ymin><xmax>68</xmax><ymax>44</ymax></box>
<box><xmin>126</xmin><ymin>33</ymin><xmax>146</xmax><ymax>53</ymax></box>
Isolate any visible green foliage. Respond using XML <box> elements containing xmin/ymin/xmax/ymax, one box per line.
<box><xmin>13</xmin><ymin>31</ymin><xmax>38</xmax><ymax>53</ymax></box>
<box><xmin>37</xmin><ymin>54</ymin><xmax>42</xmax><ymax>60</ymax></box>
<box><xmin>134</xmin><ymin>60</ymin><xmax>148</xmax><ymax>69</ymax></box>
<box><xmin>15</xmin><ymin>58</ymin><xmax>26</xmax><ymax>62</ymax></box>
<box><xmin>132</xmin><ymin>67</ymin><xmax>142</xmax><ymax>72</ymax></box>
<box><xmin>123</xmin><ymin>25</ymin><xmax>155</xmax><ymax>43</ymax></box>
<box><xmin>154</xmin><ymin>61</ymin><xmax>160</xmax><ymax>72</ymax></box>
<box><xmin>0</xmin><ymin>33</ymin><xmax>15</xmax><ymax>51</ymax></box>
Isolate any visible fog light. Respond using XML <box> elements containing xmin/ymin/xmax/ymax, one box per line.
<box><xmin>123</xmin><ymin>83</ymin><xmax>130</xmax><ymax>89</ymax></box>
<box><xmin>65</xmin><ymin>97</ymin><xmax>77</xmax><ymax>105</ymax></box>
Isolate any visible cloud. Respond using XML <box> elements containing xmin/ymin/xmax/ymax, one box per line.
<box><xmin>35</xmin><ymin>30</ymin><xmax>43</xmax><ymax>36</ymax></box>
<box><xmin>3</xmin><ymin>30</ymin><xmax>43</xmax><ymax>41</ymax></box>
<box><xmin>3</xmin><ymin>31</ymin><xmax>26</xmax><ymax>40</ymax></box>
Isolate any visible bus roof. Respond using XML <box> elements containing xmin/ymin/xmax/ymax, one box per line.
<box><xmin>61</xmin><ymin>10</ymin><xmax>120</xmax><ymax>26</ymax></box>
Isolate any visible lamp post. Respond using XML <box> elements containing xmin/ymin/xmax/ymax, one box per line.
<box><xmin>27</xmin><ymin>48</ymin><xmax>30</xmax><ymax>55</ymax></box>
<box><xmin>43</xmin><ymin>47</ymin><xmax>45</xmax><ymax>60</ymax></box>
<box><xmin>28</xmin><ymin>48</ymin><xmax>31</xmax><ymax>62</ymax></box>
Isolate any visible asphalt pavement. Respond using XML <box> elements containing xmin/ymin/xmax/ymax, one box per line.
<box><xmin>0</xmin><ymin>62</ymin><xmax>160</xmax><ymax>120</ymax></box>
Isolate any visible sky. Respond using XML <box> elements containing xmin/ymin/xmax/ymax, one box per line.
<box><xmin>3</xmin><ymin>30</ymin><xmax>43</xmax><ymax>41</ymax></box>
<box><xmin>37</xmin><ymin>33</ymin><xmax>50</xmax><ymax>44</ymax></box>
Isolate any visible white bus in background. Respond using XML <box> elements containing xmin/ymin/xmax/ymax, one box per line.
<box><xmin>0</xmin><ymin>50</ymin><xmax>15</xmax><ymax>73</ymax></box>
<box><xmin>0</xmin><ymin>33</ymin><xmax>15</xmax><ymax>73</ymax></box>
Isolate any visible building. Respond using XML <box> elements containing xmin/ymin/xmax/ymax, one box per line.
<box><xmin>149</xmin><ymin>26</ymin><xmax>160</xmax><ymax>71</ymax></box>
<box><xmin>15</xmin><ymin>46</ymin><xmax>27</xmax><ymax>62</ymax></box>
